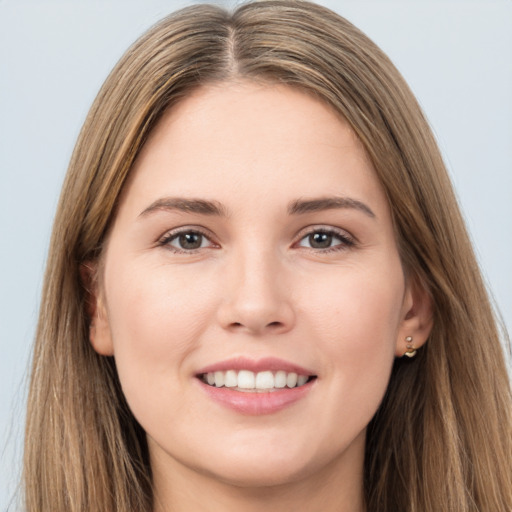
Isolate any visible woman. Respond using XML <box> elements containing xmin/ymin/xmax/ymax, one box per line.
<box><xmin>23</xmin><ymin>1</ymin><xmax>512</xmax><ymax>511</ymax></box>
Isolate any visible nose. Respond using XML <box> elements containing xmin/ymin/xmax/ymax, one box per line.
<box><xmin>216</xmin><ymin>248</ymin><xmax>295</xmax><ymax>336</ymax></box>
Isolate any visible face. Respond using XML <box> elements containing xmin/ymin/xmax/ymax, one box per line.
<box><xmin>90</xmin><ymin>81</ymin><xmax>427</xmax><ymax>492</ymax></box>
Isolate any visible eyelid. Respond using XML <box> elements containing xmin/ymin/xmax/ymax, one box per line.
<box><xmin>157</xmin><ymin>225</ymin><xmax>218</xmax><ymax>252</ymax></box>
<box><xmin>156</xmin><ymin>224</ymin><xmax>356</xmax><ymax>253</ymax></box>
<box><xmin>293</xmin><ymin>225</ymin><xmax>357</xmax><ymax>250</ymax></box>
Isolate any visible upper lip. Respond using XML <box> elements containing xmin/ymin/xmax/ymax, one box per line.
<box><xmin>196</xmin><ymin>356</ymin><xmax>316</xmax><ymax>376</ymax></box>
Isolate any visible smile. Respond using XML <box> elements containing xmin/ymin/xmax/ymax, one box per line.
<box><xmin>199</xmin><ymin>370</ymin><xmax>315</xmax><ymax>392</ymax></box>
<box><xmin>195</xmin><ymin>357</ymin><xmax>317</xmax><ymax>414</ymax></box>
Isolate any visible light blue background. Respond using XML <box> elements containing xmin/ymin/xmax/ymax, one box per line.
<box><xmin>1</xmin><ymin>1</ymin><xmax>511</xmax><ymax>508</ymax></box>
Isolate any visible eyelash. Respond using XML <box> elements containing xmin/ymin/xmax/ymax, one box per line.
<box><xmin>157</xmin><ymin>226</ymin><xmax>356</xmax><ymax>254</ymax></box>
<box><xmin>294</xmin><ymin>227</ymin><xmax>356</xmax><ymax>253</ymax></box>
<box><xmin>157</xmin><ymin>227</ymin><xmax>216</xmax><ymax>254</ymax></box>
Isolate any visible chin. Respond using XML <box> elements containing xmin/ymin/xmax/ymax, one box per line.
<box><xmin>190</xmin><ymin>443</ymin><xmax>327</xmax><ymax>489</ymax></box>
<box><xmin>202</xmin><ymin>460</ymin><xmax>312</xmax><ymax>489</ymax></box>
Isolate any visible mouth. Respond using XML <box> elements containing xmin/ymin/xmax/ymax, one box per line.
<box><xmin>198</xmin><ymin>370</ymin><xmax>317</xmax><ymax>393</ymax></box>
<box><xmin>195</xmin><ymin>357</ymin><xmax>317</xmax><ymax>414</ymax></box>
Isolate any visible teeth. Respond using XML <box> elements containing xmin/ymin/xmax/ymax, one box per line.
<box><xmin>275</xmin><ymin>370</ymin><xmax>287</xmax><ymax>388</ymax></box>
<box><xmin>224</xmin><ymin>370</ymin><xmax>237</xmax><ymax>388</ymax></box>
<box><xmin>238</xmin><ymin>370</ymin><xmax>255</xmax><ymax>389</ymax></box>
<box><xmin>286</xmin><ymin>372</ymin><xmax>298</xmax><ymax>388</ymax></box>
<box><xmin>297</xmin><ymin>375</ymin><xmax>308</xmax><ymax>386</ymax></box>
<box><xmin>255</xmin><ymin>370</ymin><xmax>274</xmax><ymax>389</ymax></box>
<box><xmin>214</xmin><ymin>371</ymin><xmax>224</xmax><ymax>387</ymax></box>
<box><xmin>202</xmin><ymin>370</ymin><xmax>312</xmax><ymax>391</ymax></box>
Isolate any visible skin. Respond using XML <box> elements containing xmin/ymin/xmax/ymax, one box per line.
<box><xmin>88</xmin><ymin>81</ymin><xmax>432</xmax><ymax>512</ymax></box>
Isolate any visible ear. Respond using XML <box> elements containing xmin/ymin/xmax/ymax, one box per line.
<box><xmin>395</xmin><ymin>275</ymin><xmax>434</xmax><ymax>357</ymax></box>
<box><xmin>80</xmin><ymin>261</ymin><xmax>114</xmax><ymax>356</ymax></box>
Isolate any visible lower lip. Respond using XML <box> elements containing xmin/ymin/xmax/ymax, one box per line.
<box><xmin>197</xmin><ymin>379</ymin><xmax>315</xmax><ymax>415</ymax></box>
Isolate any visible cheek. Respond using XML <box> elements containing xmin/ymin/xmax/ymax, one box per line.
<box><xmin>103</xmin><ymin>260</ymin><xmax>219</xmax><ymax>413</ymax></box>
<box><xmin>300</xmin><ymin>261</ymin><xmax>403</xmax><ymax>417</ymax></box>
<box><xmin>303</xmin><ymin>261</ymin><xmax>403</xmax><ymax>333</ymax></box>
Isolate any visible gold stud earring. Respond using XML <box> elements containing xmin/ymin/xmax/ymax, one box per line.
<box><xmin>403</xmin><ymin>336</ymin><xmax>417</xmax><ymax>358</ymax></box>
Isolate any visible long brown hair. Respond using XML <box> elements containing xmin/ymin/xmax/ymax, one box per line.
<box><xmin>24</xmin><ymin>1</ymin><xmax>512</xmax><ymax>510</ymax></box>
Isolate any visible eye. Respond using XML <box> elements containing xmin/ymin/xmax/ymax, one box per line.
<box><xmin>159</xmin><ymin>229</ymin><xmax>216</xmax><ymax>252</ymax></box>
<box><xmin>296</xmin><ymin>228</ymin><xmax>355</xmax><ymax>251</ymax></box>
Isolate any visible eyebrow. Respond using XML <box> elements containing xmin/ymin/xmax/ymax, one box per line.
<box><xmin>139</xmin><ymin>195</ymin><xmax>375</xmax><ymax>219</ymax></box>
<box><xmin>287</xmin><ymin>196</ymin><xmax>376</xmax><ymax>218</ymax></box>
<box><xmin>139</xmin><ymin>197</ymin><xmax>228</xmax><ymax>217</ymax></box>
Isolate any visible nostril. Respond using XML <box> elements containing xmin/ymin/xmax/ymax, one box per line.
<box><xmin>229</xmin><ymin>321</ymin><xmax>282</xmax><ymax>330</ymax></box>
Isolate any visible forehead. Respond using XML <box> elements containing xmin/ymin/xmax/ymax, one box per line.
<box><xmin>120</xmin><ymin>81</ymin><xmax>387</xmax><ymax>219</ymax></box>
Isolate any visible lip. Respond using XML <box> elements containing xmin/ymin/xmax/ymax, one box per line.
<box><xmin>197</xmin><ymin>378</ymin><xmax>315</xmax><ymax>415</ymax></box>
<box><xmin>195</xmin><ymin>356</ymin><xmax>315</xmax><ymax>376</ymax></box>
<box><xmin>195</xmin><ymin>357</ymin><xmax>317</xmax><ymax>415</ymax></box>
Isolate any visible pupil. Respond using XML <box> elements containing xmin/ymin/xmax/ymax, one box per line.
<box><xmin>179</xmin><ymin>233</ymin><xmax>202</xmax><ymax>249</ymax></box>
<box><xmin>310</xmin><ymin>232</ymin><xmax>332</xmax><ymax>248</ymax></box>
